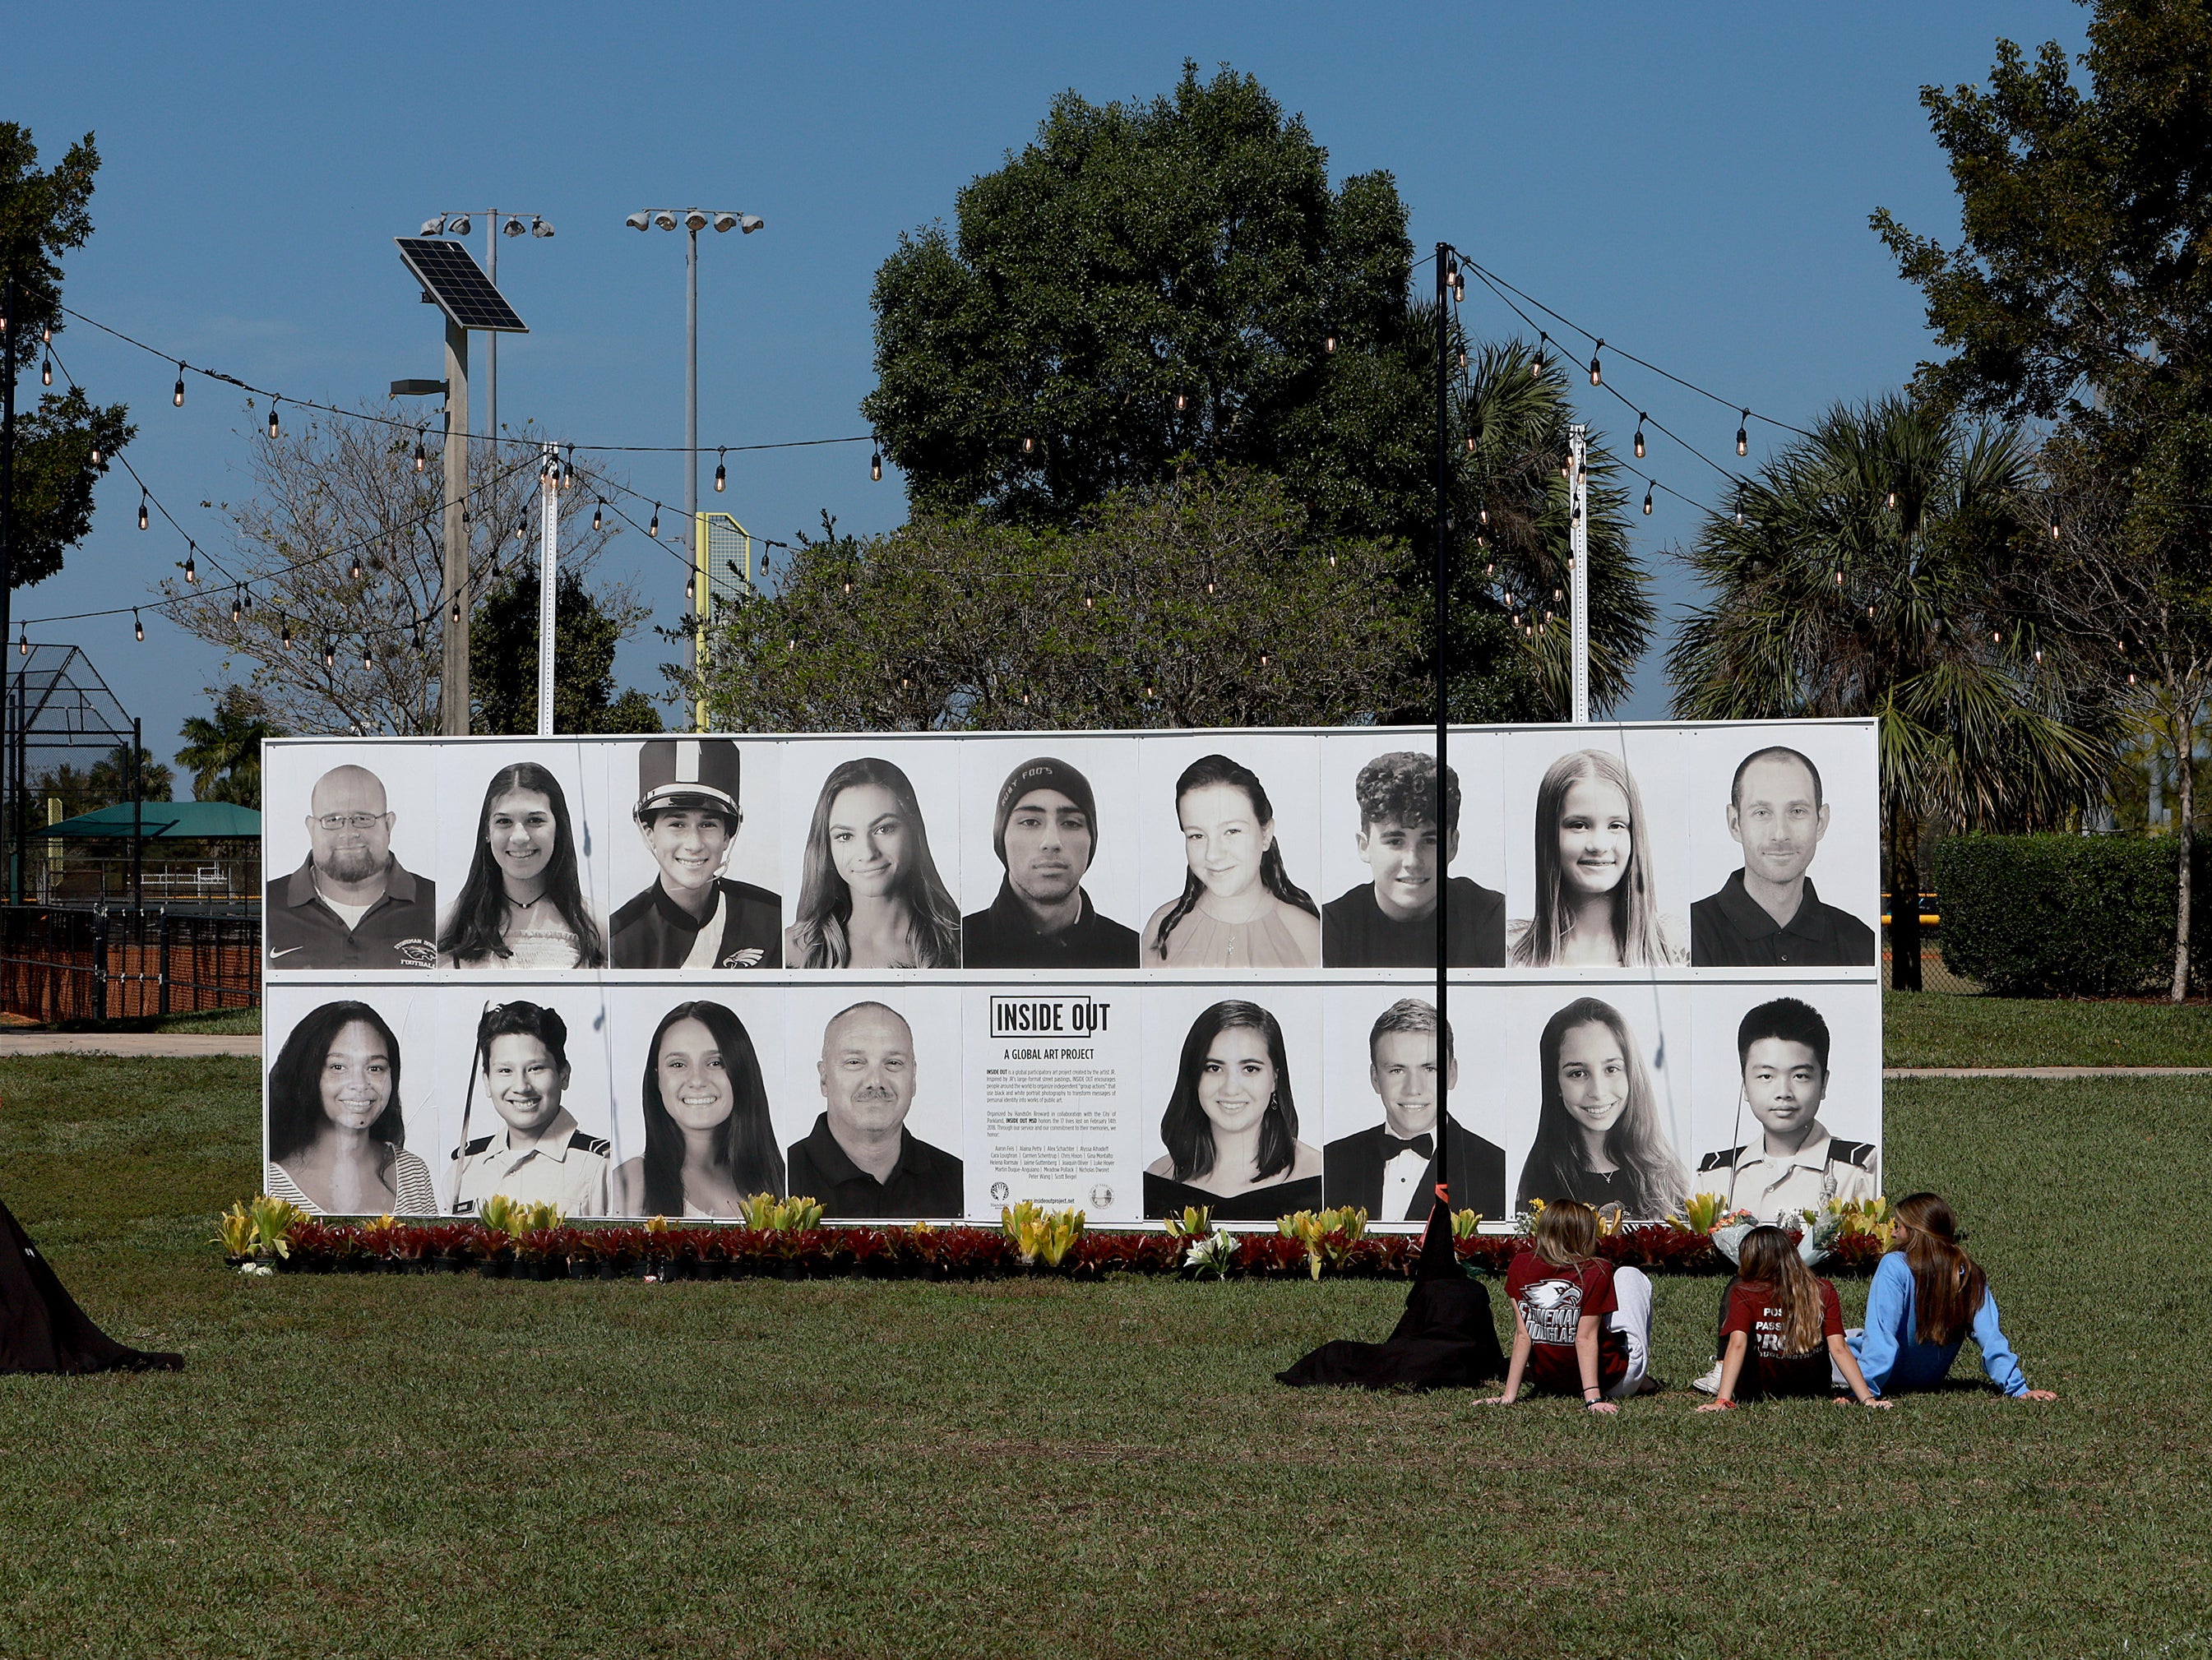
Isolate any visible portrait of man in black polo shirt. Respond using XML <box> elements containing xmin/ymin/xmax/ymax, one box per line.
<box><xmin>1321</xmin><ymin>751</ymin><xmax>1505</xmax><ymax>968</ymax></box>
<box><xmin>961</xmin><ymin>756</ymin><xmax>1140</xmax><ymax>969</ymax></box>
<box><xmin>1691</xmin><ymin>746</ymin><xmax>1876</xmax><ymax>967</ymax></box>
<box><xmin>787</xmin><ymin>1001</ymin><xmax>964</xmax><ymax>1219</ymax></box>
<box><xmin>1322</xmin><ymin>997</ymin><xmax>1505</xmax><ymax>1220</ymax></box>
<box><xmin>609</xmin><ymin>738</ymin><xmax>783</xmax><ymax>969</ymax></box>
<box><xmin>265</xmin><ymin>764</ymin><xmax>437</xmax><ymax>970</ymax></box>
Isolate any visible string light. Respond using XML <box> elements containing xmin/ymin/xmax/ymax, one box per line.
<box><xmin>1259</xmin><ymin>650</ymin><xmax>1270</xmax><ymax>667</ymax></box>
<box><xmin>173</xmin><ymin>363</ymin><xmax>185</xmax><ymax>407</ymax></box>
<box><xmin>870</xmin><ymin>449</ymin><xmax>882</xmax><ymax>482</ymax></box>
<box><xmin>230</xmin><ymin>593</ymin><xmax>241</xmax><ymax>623</ymax></box>
<box><xmin>1021</xmin><ymin>435</ymin><xmax>1036</xmax><ymax>456</ymax></box>
<box><xmin>1736</xmin><ymin>410</ymin><xmax>1749</xmax><ymax>457</ymax></box>
<box><xmin>1175</xmin><ymin>391</ymin><xmax>1187</xmax><ymax>413</ymax></box>
<box><xmin>90</xmin><ymin>441</ymin><xmax>100</xmax><ymax>465</ymax></box>
<box><xmin>1642</xmin><ymin>484</ymin><xmax>1654</xmax><ymax>516</ymax></box>
<box><xmin>412</xmin><ymin>618</ymin><xmax>423</xmax><ymax>650</ymax></box>
<box><xmin>361</xmin><ymin>640</ymin><xmax>373</xmax><ymax>671</ymax></box>
<box><xmin>451</xmin><ymin>596</ymin><xmax>461</xmax><ymax>622</ymax></box>
<box><xmin>17</xmin><ymin>625</ymin><xmax>26</xmax><ymax>657</ymax></box>
<box><xmin>2050</xmin><ymin>520</ymin><xmax>2062</xmax><ymax>542</ymax></box>
<box><xmin>414</xmin><ymin>432</ymin><xmax>427</xmax><ymax>473</ymax></box>
<box><xmin>1633</xmin><ymin>417</ymin><xmax>1646</xmax><ymax>460</ymax></box>
<box><xmin>138</xmin><ymin>490</ymin><xmax>148</xmax><ymax>530</ymax></box>
<box><xmin>1465</xmin><ymin>434</ymin><xmax>1475</xmax><ymax>453</ymax></box>
<box><xmin>183</xmin><ymin>548</ymin><xmax>197</xmax><ymax>584</ymax></box>
<box><xmin>134</xmin><ymin>609</ymin><xmax>144</xmax><ymax>641</ymax></box>
<box><xmin>649</xmin><ymin>504</ymin><xmax>660</xmax><ymax>538</ymax></box>
<box><xmin>513</xmin><ymin>513</ymin><xmax>526</xmax><ymax>543</ymax></box>
<box><xmin>350</xmin><ymin>552</ymin><xmax>363</xmax><ymax>581</ymax></box>
<box><xmin>267</xmin><ymin>400</ymin><xmax>280</xmax><ymax>440</ymax></box>
<box><xmin>41</xmin><ymin>354</ymin><xmax>52</xmax><ymax>387</ymax></box>
<box><xmin>1325</xmin><ymin>335</ymin><xmax>1336</xmax><ymax>354</ymax></box>
<box><xmin>323</xmin><ymin>639</ymin><xmax>336</xmax><ymax>668</ymax></box>
<box><xmin>1886</xmin><ymin>489</ymin><xmax>1897</xmax><ymax>511</ymax></box>
<box><xmin>1588</xmin><ymin>340</ymin><xmax>1603</xmax><ymax>386</ymax></box>
<box><xmin>715</xmin><ymin>449</ymin><xmax>727</xmax><ymax>493</ymax></box>
<box><xmin>281</xmin><ymin>615</ymin><xmax>292</xmax><ymax>650</ymax></box>
<box><xmin>593</xmin><ymin>499</ymin><xmax>604</xmax><ymax>532</ymax></box>
<box><xmin>1533</xmin><ymin>331</ymin><xmax>1548</xmax><ymax>375</ymax></box>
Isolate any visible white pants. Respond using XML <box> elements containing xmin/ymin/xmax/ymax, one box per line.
<box><xmin>1607</xmin><ymin>1265</ymin><xmax>1654</xmax><ymax>1399</ymax></box>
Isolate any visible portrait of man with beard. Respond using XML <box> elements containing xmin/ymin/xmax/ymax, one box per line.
<box><xmin>786</xmin><ymin>1001</ymin><xmax>964</xmax><ymax>1219</ymax></box>
<box><xmin>265</xmin><ymin>764</ymin><xmax>437</xmax><ymax>969</ymax></box>
<box><xmin>961</xmin><ymin>756</ymin><xmax>1140</xmax><ymax>969</ymax></box>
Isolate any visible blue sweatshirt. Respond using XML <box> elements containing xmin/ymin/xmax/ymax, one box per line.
<box><xmin>1849</xmin><ymin>1251</ymin><xmax>2029</xmax><ymax>1398</ymax></box>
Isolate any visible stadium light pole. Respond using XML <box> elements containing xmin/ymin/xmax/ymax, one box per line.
<box><xmin>626</xmin><ymin>208</ymin><xmax>765</xmax><ymax>728</ymax></box>
<box><xmin>418</xmin><ymin>212</ymin><xmax>553</xmax><ymax>458</ymax></box>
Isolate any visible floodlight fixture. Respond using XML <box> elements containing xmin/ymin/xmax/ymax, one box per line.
<box><xmin>653</xmin><ymin>210</ymin><xmax>679</xmax><ymax>230</ymax></box>
<box><xmin>738</xmin><ymin>214</ymin><xmax>763</xmax><ymax>234</ymax></box>
<box><xmin>390</xmin><ymin>378</ymin><xmax>446</xmax><ymax>397</ymax></box>
<box><xmin>446</xmin><ymin>214</ymin><xmax>470</xmax><ymax>237</ymax></box>
<box><xmin>626</xmin><ymin>211</ymin><xmax>650</xmax><ymax>231</ymax></box>
<box><xmin>712</xmin><ymin>211</ymin><xmax>738</xmax><ymax>233</ymax></box>
<box><xmin>420</xmin><ymin>215</ymin><xmax>447</xmax><ymax>237</ymax></box>
<box><xmin>502</xmin><ymin>214</ymin><xmax>529</xmax><ymax>237</ymax></box>
<box><xmin>529</xmin><ymin>216</ymin><xmax>554</xmax><ymax>238</ymax></box>
<box><xmin>684</xmin><ymin>209</ymin><xmax>710</xmax><ymax>231</ymax></box>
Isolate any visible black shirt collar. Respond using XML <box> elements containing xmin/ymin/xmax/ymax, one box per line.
<box><xmin>799</xmin><ymin>1112</ymin><xmax>917</xmax><ymax>1190</ymax></box>
<box><xmin>986</xmin><ymin>877</ymin><xmax>1094</xmax><ymax>941</ymax></box>
<box><xmin>283</xmin><ymin>854</ymin><xmax>418</xmax><ymax>909</ymax></box>
<box><xmin>650</xmin><ymin>877</ymin><xmax>720</xmax><ymax>936</ymax></box>
<box><xmin>1714</xmin><ymin>867</ymin><xmax>1838</xmax><ymax>941</ymax></box>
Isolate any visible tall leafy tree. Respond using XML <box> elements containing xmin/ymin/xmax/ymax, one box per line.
<box><xmin>1871</xmin><ymin>0</ymin><xmax>2212</xmax><ymax>994</ymax></box>
<box><xmin>688</xmin><ymin>471</ymin><xmax>1424</xmax><ymax>733</ymax></box>
<box><xmin>863</xmin><ymin>62</ymin><xmax>1430</xmax><ymax>543</ymax></box>
<box><xmin>1666</xmin><ymin>395</ymin><xmax>2114</xmax><ymax>989</ymax></box>
<box><xmin>1</xmin><ymin>124</ymin><xmax>134</xmax><ymax>590</ymax></box>
<box><xmin>178</xmin><ymin>686</ymin><xmax>285</xmax><ymax>807</ymax></box>
<box><xmin>470</xmin><ymin>561</ymin><xmax>662</xmax><ymax>735</ymax></box>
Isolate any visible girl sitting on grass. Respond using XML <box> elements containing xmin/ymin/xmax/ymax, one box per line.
<box><xmin>1483</xmin><ymin>1199</ymin><xmax>1657</xmax><ymax>1413</ymax></box>
<box><xmin>1849</xmin><ymin>1191</ymin><xmax>2056</xmax><ymax>1402</ymax></box>
<box><xmin>1692</xmin><ymin>1224</ymin><xmax>1888</xmax><ymax>1411</ymax></box>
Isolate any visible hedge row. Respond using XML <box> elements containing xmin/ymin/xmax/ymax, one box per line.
<box><xmin>1934</xmin><ymin>835</ymin><xmax>2183</xmax><ymax>996</ymax></box>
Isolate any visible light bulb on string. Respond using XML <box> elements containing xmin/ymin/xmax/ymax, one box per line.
<box><xmin>1642</xmin><ymin>484</ymin><xmax>1654</xmax><ymax>516</ymax></box>
<box><xmin>134</xmin><ymin>609</ymin><xmax>144</xmax><ymax>641</ymax></box>
<box><xmin>138</xmin><ymin>491</ymin><xmax>148</xmax><ymax>531</ymax></box>
<box><xmin>649</xmin><ymin>505</ymin><xmax>660</xmax><ymax>538</ymax></box>
<box><xmin>90</xmin><ymin>441</ymin><xmax>100</xmax><ymax>465</ymax></box>
<box><xmin>242</xmin><ymin>587</ymin><xmax>252</xmax><ymax>613</ymax></box>
<box><xmin>1174</xmin><ymin>391</ymin><xmax>1187</xmax><ymax>414</ymax></box>
<box><xmin>1588</xmin><ymin>340</ymin><xmax>1603</xmax><ymax>386</ymax></box>
<box><xmin>1451</xmin><ymin>269</ymin><xmax>1465</xmax><ymax>303</ymax></box>
<box><xmin>230</xmin><ymin>593</ymin><xmax>241</xmax><ymax>623</ymax></box>
<box><xmin>411</xmin><ymin>618</ymin><xmax>423</xmax><ymax>650</ymax></box>
<box><xmin>41</xmin><ymin>354</ymin><xmax>52</xmax><ymax>387</ymax></box>
<box><xmin>350</xmin><ymin>552</ymin><xmax>362</xmax><ymax>582</ymax></box>
<box><xmin>871</xmin><ymin>449</ymin><xmax>882</xmax><ymax>482</ymax></box>
<box><xmin>413</xmin><ymin>431</ymin><xmax>426</xmax><ymax>473</ymax></box>
<box><xmin>592</xmin><ymin>500</ymin><xmax>603</xmax><ymax>533</ymax></box>
<box><xmin>280</xmin><ymin>616</ymin><xmax>292</xmax><ymax>650</ymax></box>
<box><xmin>1458</xmin><ymin>349</ymin><xmax>1467</xmax><ymax>370</ymax></box>
<box><xmin>183</xmin><ymin>548</ymin><xmax>197</xmax><ymax>584</ymax></box>
<box><xmin>173</xmin><ymin>363</ymin><xmax>186</xmax><ymax>407</ymax></box>
<box><xmin>513</xmin><ymin>514</ymin><xmax>526</xmax><ymax>543</ymax></box>
<box><xmin>1259</xmin><ymin>650</ymin><xmax>1270</xmax><ymax>668</ymax></box>
<box><xmin>323</xmin><ymin>639</ymin><xmax>335</xmax><ymax>668</ymax></box>
<box><xmin>361</xmin><ymin>640</ymin><xmax>373</xmax><ymax>672</ymax></box>
<box><xmin>1633</xmin><ymin>418</ymin><xmax>1646</xmax><ymax>460</ymax></box>
<box><xmin>16</xmin><ymin>625</ymin><xmax>26</xmax><ymax>657</ymax></box>
<box><xmin>1325</xmin><ymin>335</ymin><xmax>1337</xmax><ymax>354</ymax></box>
<box><xmin>267</xmin><ymin>400</ymin><xmax>280</xmax><ymax>441</ymax></box>
<box><xmin>1465</xmin><ymin>434</ymin><xmax>1475</xmax><ymax>453</ymax></box>
<box><xmin>715</xmin><ymin>449</ymin><xmax>727</xmax><ymax>493</ymax></box>
<box><xmin>1533</xmin><ymin>333</ymin><xmax>1548</xmax><ymax>376</ymax></box>
<box><xmin>1736</xmin><ymin>410</ymin><xmax>1749</xmax><ymax>457</ymax></box>
<box><xmin>1886</xmin><ymin>489</ymin><xmax>1897</xmax><ymax>511</ymax></box>
<box><xmin>2050</xmin><ymin>520</ymin><xmax>2062</xmax><ymax>542</ymax></box>
<box><xmin>451</xmin><ymin>596</ymin><xmax>460</xmax><ymax>623</ymax></box>
<box><xmin>1021</xmin><ymin>434</ymin><xmax>1036</xmax><ymax>456</ymax></box>
<box><xmin>1834</xmin><ymin>570</ymin><xmax>1844</xmax><ymax>587</ymax></box>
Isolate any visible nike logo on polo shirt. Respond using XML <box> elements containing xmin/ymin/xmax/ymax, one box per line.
<box><xmin>269</xmin><ymin>946</ymin><xmax>306</xmax><ymax>959</ymax></box>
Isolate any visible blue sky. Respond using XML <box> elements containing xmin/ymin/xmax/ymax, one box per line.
<box><xmin>7</xmin><ymin>0</ymin><xmax>2089</xmax><ymax>784</ymax></box>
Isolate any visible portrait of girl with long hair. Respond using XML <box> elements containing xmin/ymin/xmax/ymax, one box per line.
<box><xmin>438</xmin><ymin>761</ymin><xmax>607</xmax><ymax>969</ymax></box>
<box><xmin>785</xmin><ymin>756</ymin><xmax>962</xmax><ymax>968</ymax></box>
<box><xmin>1141</xmin><ymin>753</ymin><xmax>1320</xmax><ymax>969</ymax></box>
<box><xmin>1508</xmin><ymin>748</ymin><xmax>1684</xmax><ymax>967</ymax></box>
<box><xmin>1144</xmin><ymin>999</ymin><xmax>1321</xmax><ymax>1220</ymax></box>
<box><xmin>265</xmin><ymin>1000</ymin><xmax>437</xmax><ymax>1215</ymax></box>
<box><xmin>612</xmin><ymin>1000</ymin><xmax>784</xmax><ymax>1217</ymax></box>
<box><xmin>1514</xmin><ymin>995</ymin><xmax>1688</xmax><ymax>1218</ymax></box>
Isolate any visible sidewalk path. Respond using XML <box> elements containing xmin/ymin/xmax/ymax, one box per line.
<box><xmin>0</xmin><ymin>1033</ymin><xmax>261</xmax><ymax>1058</ymax></box>
<box><xmin>1885</xmin><ymin>1065</ymin><xmax>2212</xmax><ymax>1078</ymax></box>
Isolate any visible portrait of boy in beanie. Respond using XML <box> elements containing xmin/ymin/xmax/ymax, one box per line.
<box><xmin>960</xmin><ymin>756</ymin><xmax>1141</xmax><ymax>969</ymax></box>
<box><xmin>610</xmin><ymin>738</ymin><xmax>783</xmax><ymax>970</ymax></box>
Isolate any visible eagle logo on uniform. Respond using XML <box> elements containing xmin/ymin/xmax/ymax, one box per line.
<box><xmin>723</xmin><ymin>948</ymin><xmax>766</xmax><ymax>968</ymax></box>
<box><xmin>1522</xmin><ymin>1278</ymin><xmax>1578</xmax><ymax>1311</ymax></box>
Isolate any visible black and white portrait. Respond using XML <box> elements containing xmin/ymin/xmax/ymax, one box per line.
<box><xmin>608</xmin><ymin>996</ymin><xmax>786</xmax><ymax>1217</ymax></box>
<box><xmin>1319</xmin><ymin>742</ymin><xmax>1506</xmax><ymax>968</ymax></box>
<box><xmin>1142</xmin><ymin>989</ymin><xmax>1323</xmax><ymax>1220</ymax></box>
<box><xmin>783</xmin><ymin>745</ymin><xmax>962</xmax><ymax>969</ymax></box>
<box><xmin>442</xmin><ymin>996</ymin><xmax>615</xmax><ymax>1218</ymax></box>
<box><xmin>1503</xmin><ymin>734</ymin><xmax>1689</xmax><ymax>969</ymax></box>
<box><xmin>779</xmin><ymin>987</ymin><xmax>965</xmax><ymax>1218</ymax></box>
<box><xmin>958</xmin><ymin>746</ymin><xmax>1141</xmax><ymax>968</ymax></box>
<box><xmin>263</xmin><ymin>990</ymin><xmax>439</xmax><ymax>1214</ymax></box>
<box><xmin>608</xmin><ymin>738</ymin><xmax>783</xmax><ymax>970</ymax></box>
<box><xmin>1321</xmin><ymin>994</ymin><xmax>1506</xmax><ymax>1221</ymax></box>
<box><xmin>1506</xmin><ymin>987</ymin><xmax>1692</xmax><ymax>1219</ymax></box>
<box><xmin>1137</xmin><ymin>738</ymin><xmax>1322</xmax><ymax>970</ymax></box>
<box><xmin>263</xmin><ymin>744</ymin><xmax>438</xmax><ymax>970</ymax></box>
<box><xmin>1687</xmin><ymin>727</ymin><xmax>1880</xmax><ymax>968</ymax></box>
<box><xmin>436</xmin><ymin>747</ymin><xmax>610</xmax><ymax>970</ymax></box>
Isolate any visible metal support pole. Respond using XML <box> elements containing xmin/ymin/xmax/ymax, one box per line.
<box><xmin>1</xmin><ymin>272</ymin><xmax>16</xmax><ymax>905</ymax></box>
<box><xmin>1431</xmin><ymin>242</ymin><xmax>1453</xmax><ymax>1213</ymax></box>
<box><xmin>130</xmin><ymin>716</ymin><xmax>142</xmax><ymax>914</ymax></box>
<box><xmin>484</xmin><ymin>213</ymin><xmax>499</xmax><ymax>462</ymax></box>
<box><xmin>440</xmin><ymin>319</ymin><xmax>471</xmax><ymax>736</ymax></box>
<box><xmin>1569</xmin><ymin>423</ymin><xmax>1590</xmax><ymax>724</ymax></box>
<box><xmin>537</xmin><ymin>439</ymin><xmax>558</xmax><ymax>736</ymax></box>
<box><xmin>686</xmin><ymin>224</ymin><xmax>701</xmax><ymax>731</ymax></box>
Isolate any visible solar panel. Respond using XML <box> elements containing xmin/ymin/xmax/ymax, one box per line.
<box><xmin>395</xmin><ymin>238</ymin><xmax>530</xmax><ymax>333</ymax></box>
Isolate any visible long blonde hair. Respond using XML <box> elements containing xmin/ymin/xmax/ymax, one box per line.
<box><xmin>1737</xmin><ymin>1223</ymin><xmax>1826</xmax><ymax>1357</ymax></box>
<box><xmin>1529</xmin><ymin>1198</ymin><xmax>1601</xmax><ymax>1270</ymax></box>
<box><xmin>1513</xmin><ymin>748</ymin><xmax>1670</xmax><ymax>966</ymax></box>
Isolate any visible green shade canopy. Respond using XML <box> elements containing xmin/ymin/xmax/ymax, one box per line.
<box><xmin>35</xmin><ymin>801</ymin><xmax>261</xmax><ymax>840</ymax></box>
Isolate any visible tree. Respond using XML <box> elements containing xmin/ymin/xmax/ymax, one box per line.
<box><xmin>863</xmin><ymin>62</ymin><xmax>1432</xmax><ymax>543</ymax></box>
<box><xmin>89</xmin><ymin>744</ymin><xmax>172</xmax><ymax>807</ymax></box>
<box><xmin>470</xmin><ymin>562</ymin><xmax>661</xmax><ymax>734</ymax></box>
<box><xmin>1</xmin><ymin>123</ymin><xmax>135</xmax><ymax>590</ymax></box>
<box><xmin>178</xmin><ymin>685</ymin><xmax>285</xmax><ymax>807</ymax></box>
<box><xmin>160</xmin><ymin>404</ymin><xmax>642</xmax><ymax>735</ymax></box>
<box><xmin>687</xmin><ymin>470</ymin><xmax>1425</xmax><ymax>732</ymax></box>
<box><xmin>1666</xmin><ymin>395</ymin><xmax>2115</xmax><ymax>989</ymax></box>
<box><xmin>1872</xmin><ymin>0</ymin><xmax>2212</xmax><ymax>995</ymax></box>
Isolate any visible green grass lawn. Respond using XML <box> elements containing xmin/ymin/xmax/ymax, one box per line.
<box><xmin>1884</xmin><ymin>989</ymin><xmax>2212</xmax><ymax>1067</ymax></box>
<box><xmin>1</xmin><ymin>1055</ymin><xmax>2207</xmax><ymax>1658</ymax></box>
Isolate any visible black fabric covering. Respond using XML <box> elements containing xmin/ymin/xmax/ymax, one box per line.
<box><xmin>1275</xmin><ymin>1274</ymin><xmax>1506</xmax><ymax>1391</ymax></box>
<box><xmin>0</xmin><ymin>1195</ymin><xmax>182</xmax><ymax>1375</ymax></box>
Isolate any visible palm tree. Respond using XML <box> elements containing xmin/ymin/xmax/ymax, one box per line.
<box><xmin>1446</xmin><ymin>335</ymin><xmax>1653</xmax><ymax>722</ymax></box>
<box><xmin>177</xmin><ymin>687</ymin><xmax>285</xmax><ymax>808</ymax></box>
<box><xmin>1666</xmin><ymin>394</ymin><xmax>2115</xmax><ymax>989</ymax></box>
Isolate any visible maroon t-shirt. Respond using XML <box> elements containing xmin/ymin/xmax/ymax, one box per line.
<box><xmin>1506</xmin><ymin>1250</ymin><xmax>1627</xmax><ymax>1396</ymax></box>
<box><xmin>1719</xmin><ymin>1277</ymin><xmax>1845</xmax><ymax>1397</ymax></box>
